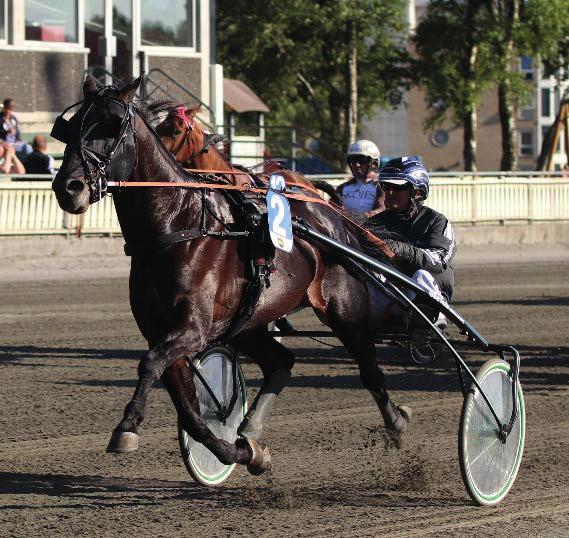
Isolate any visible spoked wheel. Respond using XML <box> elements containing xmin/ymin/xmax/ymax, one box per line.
<box><xmin>178</xmin><ymin>345</ymin><xmax>247</xmax><ymax>487</ymax></box>
<box><xmin>459</xmin><ymin>358</ymin><xmax>525</xmax><ymax>506</ymax></box>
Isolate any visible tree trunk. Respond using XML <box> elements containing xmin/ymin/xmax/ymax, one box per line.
<box><xmin>346</xmin><ymin>19</ymin><xmax>358</xmax><ymax>146</ymax></box>
<box><xmin>497</xmin><ymin>0</ymin><xmax>520</xmax><ymax>171</ymax></box>
<box><xmin>462</xmin><ymin>0</ymin><xmax>479</xmax><ymax>172</ymax></box>
<box><xmin>463</xmin><ymin>108</ymin><xmax>478</xmax><ymax>172</ymax></box>
<box><xmin>499</xmin><ymin>80</ymin><xmax>517</xmax><ymax>170</ymax></box>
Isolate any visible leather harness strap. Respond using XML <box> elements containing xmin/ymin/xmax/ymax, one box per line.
<box><xmin>123</xmin><ymin>228</ymin><xmax>250</xmax><ymax>257</ymax></box>
<box><xmin>109</xmin><ymin>179</ymin><xmax>322</xmax><ymax>197</ymax></box>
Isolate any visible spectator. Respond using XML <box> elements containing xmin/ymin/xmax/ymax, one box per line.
<box><xmin>24</xmin><ymin>135</ymin><xmax>55</xmax><ymax>175</ymax></box>
<box><xmin>0</xmin><ymin>140</ymin><xmax>26</xmax><ymax>175</ymax></box>
<box><xmin>0</xmin><ymin>98</ymin><xmax>32</xmax><ymax>159</ymax></box>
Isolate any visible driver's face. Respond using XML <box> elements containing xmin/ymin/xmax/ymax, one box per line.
<box><xmin>383</xmin><ymin>183</ymin><xmax>412</xmax><ymax>213</ymax></box>
<box><xmin>348</xmin><ymin>155</ymin><xmax>372</xmax><ymax>181</ymax></box>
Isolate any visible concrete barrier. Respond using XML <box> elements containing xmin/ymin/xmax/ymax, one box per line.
<box><xmin>455</xmin><ymin>221</ymin><xmax>569</xmax><ymax>246</ymax></box>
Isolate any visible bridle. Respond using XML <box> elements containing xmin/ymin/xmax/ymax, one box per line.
<box><xmin>163</xmin><ymin>107</ymin><xmax>225</xmax><ymax>167</ymax></box>
<box><xmin>51</xmin><ymin>86</ymin><xmax>136</xmax><ymax>203</ymax></box>
<box><xmin>168</xmin><ymin>106</ymin><xmax>194</xmax><ymax>160</ymax></box>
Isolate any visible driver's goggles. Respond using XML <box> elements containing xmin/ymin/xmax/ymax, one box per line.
<box><xmin>347</xmin><ymin>155</ymin><xmax>371</xmax><ymax>166</ymax></box>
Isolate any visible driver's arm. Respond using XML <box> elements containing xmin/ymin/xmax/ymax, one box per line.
<box><xmin>384</xmin><ymin>216</ymin><xmax>456</xmax><ymax>274</ymax></box>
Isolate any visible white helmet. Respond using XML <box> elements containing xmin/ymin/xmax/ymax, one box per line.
<box><xmin>347</xmin><ymin>139</ymin><xmax>380</xmax><ymax>162</ymax></box>
<box><xmin>347</xmin><ymin>139</ymin><xmax>380</xmax><ymax>180</ymax></box>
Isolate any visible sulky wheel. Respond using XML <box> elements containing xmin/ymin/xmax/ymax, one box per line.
<box><xmin>458</xmin><ymin>358</ymin><xmax>525</xmax><ymax>506</ymax></box>
<box><xmin>178</xmin><ymin>346</ymin><xmax>247</xmax><ymax>487</ymax></box>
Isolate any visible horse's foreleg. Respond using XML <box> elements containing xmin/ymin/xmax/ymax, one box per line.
<box><xmin>161</xmin><ymin>358</ymin><xmax>271</xmax><ymax>473</ymax></box>
<box><xmin>232</xmin><ymin>327</ymin><xmax>295</xmax><ymax>439</ymax></box>
<box><xmin>107</xmin><ymin>335</ymin><xmax>200</xmax><ymax>453</ymax></box>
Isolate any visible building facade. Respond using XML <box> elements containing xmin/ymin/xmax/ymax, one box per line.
<box><xmin>0</xmin><ymin>0</ymin><xmax>223</xmax><ymax>133</ymax></box>
<box><xmin>361</xmin><ymin>0</ymin><xmax>569</xmax><ymax>171</ymax></box>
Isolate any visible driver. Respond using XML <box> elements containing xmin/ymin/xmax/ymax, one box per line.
<box><xmin>337</xmin><ymin>139</ymin><xmax>384</xmax><ymax>213</ymax></box>
<box><xmin>362</xmin><ymin>156</ymin><xmax>456</xmax><ymax>327</ymax></box>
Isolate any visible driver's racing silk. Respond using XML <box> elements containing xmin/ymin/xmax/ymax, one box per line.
<box><xmin>338</xmin><ymin>179</ymin><xmax>381</xmax><ymax>213</ymax></box>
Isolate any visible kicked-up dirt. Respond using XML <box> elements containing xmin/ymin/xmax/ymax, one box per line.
<box><xmin>0</xmin><ymin>247</ymin><xmax>568</xmax><ymax>537</ymax></box>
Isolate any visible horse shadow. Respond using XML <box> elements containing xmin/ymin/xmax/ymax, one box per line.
<box><xmin>0</xmin><ymin>471</ymin><xmax>194</xmax><ymax>509</ymax></box>
<box><xmin>452</xmin><ymin>295</ymin><xmax>569</xmax><ymax>308</ymax></box>
<box><xmin>0</xmin><ymin>345</ymin><xmax>146</xmax><ymax>366</ymax></box>
<box><xmin>4</xmin><ymin>340</ymin><xmax>567</xmax><ymax>394</ymax></box>
<box><xmin>0</xmin><ymin>470</ymin><xmax>467</xmax><ymax>510</ymax></box>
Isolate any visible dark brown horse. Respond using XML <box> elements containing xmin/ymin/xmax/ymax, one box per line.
<box><xmin>52</xmin><ymin>76</ymin><xmax>410</xmax><ymax>476</ymax></box>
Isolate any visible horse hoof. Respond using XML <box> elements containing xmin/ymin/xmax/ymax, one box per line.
<box><xmin>106</xmin><ymin>431</ymin><xmax>139</xmax><ymax>453</ymax></box>
<box><xmin>243</xmin><ymin>437</ymin><xmax>271</xmax><ymax>476</ymax></box>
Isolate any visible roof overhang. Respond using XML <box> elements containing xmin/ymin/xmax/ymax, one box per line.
<box><xmin>223</xmin><ymin>79</ymin><xmax>269</xmax><ymax>113</ymax></box>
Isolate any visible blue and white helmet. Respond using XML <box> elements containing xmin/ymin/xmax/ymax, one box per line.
<box><xmin>378</xmin><ymin>156</ymin><xmax>430</xmax><ymax>201</ymax></box>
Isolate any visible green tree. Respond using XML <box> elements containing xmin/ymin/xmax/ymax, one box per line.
<box><xmin>414</xmin><ymin>0</ymin><xmax>497</xmax><ymax>171</ymax></box>
<box><xmin>415</xmin><ymin>0</ymin><xmax>569</xmax><ymax>171</ymax></box>
<box><xmin>217</xmin><ymin>0</ymin><xmax>410</xmax><ymax>170</ymax></box>
<box><xmin>483</xmin><ymin>0</ymin><xmax>569</xmax><ymax>170</ymax></box>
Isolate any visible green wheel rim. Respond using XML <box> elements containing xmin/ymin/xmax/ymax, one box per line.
<box><xmin>178</xmin><ymin>348</ymin><xmax>247</xmax><ymax>487</ymax></box>
<box><xmin>459</xmin><ymin>359</ymin><xmax>525</xmax><ymax>506</ymax></box>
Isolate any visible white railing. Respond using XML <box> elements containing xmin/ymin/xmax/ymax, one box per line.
<box><xmin>0</xmin><ymin>175</ymin><xmax>568</xmax><ymax>235</ymax></box>
<box><xmin>309</xmin><ymin>174</ymin><xmax>569</xmax><ymax>223</ymax></box>
<box><xmin>0</xmin><ymin>181</ymin><xmax>119</xmax><ymax>235</ymax></box>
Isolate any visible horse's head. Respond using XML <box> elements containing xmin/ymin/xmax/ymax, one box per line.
<box><xmin>156</xmin><ymin>105</ymin><xmax>203</xmax><ymax>166</ymax></box>
<box><xmin>52</xmin><ymin>75</ymin><xmax>140</xmax><ymax>214</ymax></box>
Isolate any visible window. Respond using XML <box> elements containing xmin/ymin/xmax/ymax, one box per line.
<box><xmin>141</xmin><ymin>0</ymin><xmax>195</xmax><ymax>48</ymax></box>
<box><xmin>519</xmin><ymin>103</ymin><xmax>533</xmax><ymax>121</ymax></box>
<box><xmin>430</xmin><ymin>129</ymin><xmax>449</xmax><ymax>147</ymax></box>
<box><xmin>520</xmin><ymin>55</ymin><xmax>533</xmax><ymax>81</ymax></box>
<box><xmin>25</xmin><ymin>0</ymin><xmax>78</xmax><ymax>43</ymax></box>
<box><xmin>541</xmin><ymin>88</ymin><xmax>551</xmax><ymax>117</ymax></box>
<box><xmin>520</xmin><ymin>130</ymin><xmax>534</xmax><ymax>156</ymax></box>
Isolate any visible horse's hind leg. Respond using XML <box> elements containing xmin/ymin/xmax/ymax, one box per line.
<box><xmin>231</xmin><ymin>327</ymin><xmax>295</xmax><ymax>439</ymax></box>
<box><xmin>335</xmin><ymin>322</ymin><xmax>411</xmax><ymax>433</ymax></box>
<box><xmin>320</xmin><ymin>267</ymin><xmax>411</xmax><ymax>434</ymax></box>
<box><xmin>161</xmin><ymin>359</ymin><xmax>271</xmax><ymax>474</ymax></box>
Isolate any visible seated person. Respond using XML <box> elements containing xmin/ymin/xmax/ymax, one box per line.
<box><xmin>362</xmin><ymin>157</ymin><xmax>456</xmax><ymax>328</ymax></box>
<box><xmin>0</xmin><ymin>98</ymin><xmax>32</xmax><ymax>159</ymax></box>
<box><xmin>337</xmin><ymin>139</ymin><xmax>384</xmax><ymax>214</ymax></box>
<box><xmin>23</xmin><ymin>135</ymin><xmax>55</xmax><ymax>175</ymax></box>
<box><xmin>0</xmin><ymin>139</ymin><xmax>25</xmax><ymax>175</ymax></box>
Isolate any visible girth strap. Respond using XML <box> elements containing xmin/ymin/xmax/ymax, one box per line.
<box><xmin>215</xmin><ymin>263</ymin><xmax>267</xmax><ymax>344</ymax></box>
<box><xmin>124</xmin><ymin>228</ymin><xmax>249</xmax><ymax>257</ymax></box>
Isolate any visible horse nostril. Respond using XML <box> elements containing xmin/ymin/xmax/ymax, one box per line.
<box><xmin>67</xmin><ymin>179</ymin><xmax>85</xmax><ymax>193</ymax></box>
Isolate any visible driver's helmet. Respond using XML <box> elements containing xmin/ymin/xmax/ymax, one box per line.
<box><xmin>378</xmin><ymin>156</ymin><xmax>430</xmax><ymax>201</ymax></box>
<box><xmin>346</xmin><ymin>139</ymin><xmax>380</xmax><ymax>180</ymax></box>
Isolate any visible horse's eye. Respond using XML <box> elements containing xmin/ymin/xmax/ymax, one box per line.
<box><xmin>174</xmin><ymin>130</ymin><xmax>183</xmax><ymax>136</ymax></box>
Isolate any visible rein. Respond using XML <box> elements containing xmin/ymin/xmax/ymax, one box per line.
<box><xmin>107</xmin><ymin>178</ymin><xmax>378</xmax><ymax>249</ymax></box>
<box><xmin>107</xmin><ymin>180</ymin><xmax>330</xmax><ymax>207</ymax></box>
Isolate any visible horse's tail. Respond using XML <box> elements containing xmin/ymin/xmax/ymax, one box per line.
<box><xmin>310</xmin><ymin>180</ymin><xmax>342</xmax><ymax>206</ymax></box>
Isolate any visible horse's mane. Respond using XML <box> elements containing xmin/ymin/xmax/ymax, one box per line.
<box><xmin>134</xmin><ymin>98</ymin><xmax>181</xmax><ymax>129</ymax></box>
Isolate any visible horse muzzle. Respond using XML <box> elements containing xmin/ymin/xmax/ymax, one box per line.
<box><xmin>52</xmin><ymin>173</ymin><xmax>91</xmax><ymax>214</ymax></box>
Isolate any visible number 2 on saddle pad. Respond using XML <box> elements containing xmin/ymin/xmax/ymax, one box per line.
<box><xmin>266</xmin><ymin>174</ymin><xmax>293</xmax><ymax>253</ymax></box>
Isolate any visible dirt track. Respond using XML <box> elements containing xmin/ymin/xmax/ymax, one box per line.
<box><xmin>0</xmin><ymin>249</ymin><xmax>568</xmax><ymax>537</ymax></box>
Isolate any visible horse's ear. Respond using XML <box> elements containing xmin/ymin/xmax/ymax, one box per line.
<box><xmin>118</xmin><ymin>77</ymin><xmax>142</xmax><ymax>103</ymax></box>
<box><xmin>186</xmin><ymin>105</ymin><xmax>201</xmax><ymax>118</ymax></box>
<box><xmin>83</xmin><ymin>75</ymin><xmax>98</xmax><ymax>96</ymax></box>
